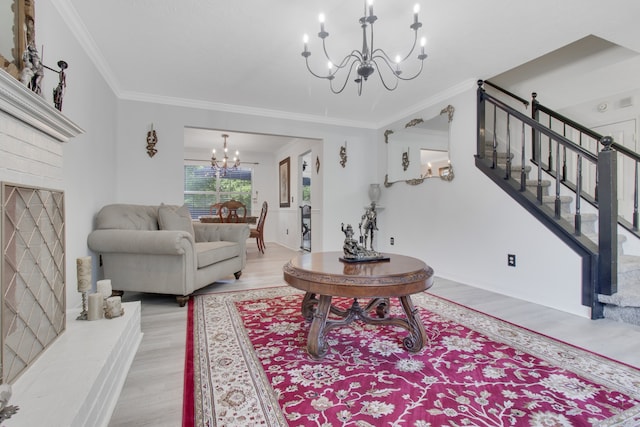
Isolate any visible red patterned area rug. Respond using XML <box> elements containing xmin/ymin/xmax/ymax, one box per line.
<box><xmin>183</xmin><ymin>286</ymin><xmax>640</xmax><ymax>426</ymax></box>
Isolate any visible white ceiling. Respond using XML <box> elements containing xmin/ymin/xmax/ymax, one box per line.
<box><xmin>59</xmin><ymin>0</ymin><xmax>640</xmax><ymax>151</ymax></box>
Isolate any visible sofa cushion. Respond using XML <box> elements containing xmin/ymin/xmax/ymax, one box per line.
<box><xmin>195</xmin><ymin>241</ymin><xmax>241</xmax><ymax>268</ymax></box>
<box><xmin>95</xmin><ymin>204</ymin><xmax>160</xmax><ymax>230</ymax></box>
<box><xmin>158</xmin><ymin>204</ymin><xmax>195</xmax><ymax>237</ymax></box>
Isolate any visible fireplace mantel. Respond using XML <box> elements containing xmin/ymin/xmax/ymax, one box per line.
<box><xmin>0</xmin><ymin>70</ymin><xmax>84</xmax><ymax>142</ymax></box>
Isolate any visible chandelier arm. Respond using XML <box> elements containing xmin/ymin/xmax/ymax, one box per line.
<box><xmin>372</xmin><ymin>59</ymin><xmax>399</xmax><ymax>91</ymax></box>
<box><xmin>371</xmin><ymin>30</ymin><xmax>419</xmax><ymax>65</ymax></box>
<box><xmin>306</xmin><ymin>54</ymin><xmax>363</xmax><ymax>80</ymax></box>
<box><xmin>329</xmin><ymin>52</ymin><xmax>364</xmax><ymax>73</ymax></box>
<box><xmin>329</xmin><ymin>60</ymin><xmax>361</xmax><ymax>94</ymax></box>
<box><xmin>321</xmin><ymin>37</ymin><xmax>364</xmax><ymax>70</ymax></box>
<box><xmin>394</xmin><ymin>59</ymin><xmax>426</xmax><ymax>81</ymax></box>
<box><xmin>305</xmin><ymin>57</ymin><xmax>335</xmax><ymax>80</ymax></box>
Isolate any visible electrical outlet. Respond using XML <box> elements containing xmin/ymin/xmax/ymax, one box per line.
<box><xmin>507</xmin><ymin>254</ymin><xmax>516</xmax><ymax>267</ymax></box>
<box><xmin>390</xmin><ymin>237</ymin><xmax>395</xmax><ymax>245</ymax></box>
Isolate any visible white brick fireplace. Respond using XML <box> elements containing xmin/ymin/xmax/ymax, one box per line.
<box><xmin>0</xmin><ymin>70</ymin><xmax>142</xmax><ymax>426</ymax></box>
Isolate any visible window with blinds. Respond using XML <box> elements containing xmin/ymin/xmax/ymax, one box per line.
<box><xmin>184</xmin><ymin>165</ymin><xmax>253</xmax><ymax>219</ymax></box>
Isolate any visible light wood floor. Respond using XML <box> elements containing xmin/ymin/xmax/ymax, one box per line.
<box><xmin>108</xmin><ymin>244</ymin><xmax>640</xmax><ymax>426</ymax></box>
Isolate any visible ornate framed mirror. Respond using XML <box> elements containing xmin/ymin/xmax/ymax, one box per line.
<box><xmin>384</xmin><ymin>104</ymin><xmax>455</xmax><ymax>186</ymax></box>
<box><xmin>1</xmin><ymin>0</ymin><xmax>35</xmax><ymax>80</ymax></box>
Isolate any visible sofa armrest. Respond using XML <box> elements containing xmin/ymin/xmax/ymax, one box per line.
<box><xmin>193</xmin><ymin>223</ymin><xmax>250</xmax><ymax>243</ymax></box>
<box><xmin>88</xmin><ymin>229</ymin><xmax>195</xmax><ymax>255</ymax></box>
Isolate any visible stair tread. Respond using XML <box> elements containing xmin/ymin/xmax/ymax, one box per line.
<box><xmin>542</xmin><ymin>195</ymin><xmax>573</xmax><ymax>202</ymax></box>
<box><xmin>599</xmin><ymin>254</ymin><xmax>640</xmax><ymax>307</ymax></box>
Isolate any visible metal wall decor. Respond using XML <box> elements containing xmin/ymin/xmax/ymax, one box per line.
<box><xmin>339</xmin><ymin>141</ymin><xmax>348</xmax><ymax>168</ymax></box>
<box><xmin>402</xmin><ymin>148</ymin><xmax>410</xmax><ymax>171</ymax></box>
<box><xmin>146</xmin><ymin>124</ymin><xmax>158</xmax><ymax>157</ymax></box>
<box><xmin>4</xmin><ymin>1</ymin><xmax>70</xmax><ymax>110</ymax></box>
<box><xmin>51</xmin><ymin>60</ymin><xmax>67</xmax><ymax>111</ymax></box>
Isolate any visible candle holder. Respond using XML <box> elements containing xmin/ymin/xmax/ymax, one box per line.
<box><xmin>76</xmin><ymin>291</ymin><xmax>88</xmax><ymax>320</ymax></box>
<box><xmin>76</xmin><ymin>256</ymin><xmax>92</xmax><ymax>321</ymax></box>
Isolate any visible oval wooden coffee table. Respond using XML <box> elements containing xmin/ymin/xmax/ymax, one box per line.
<box><xmin>283</xmin><ymin>251</ymin><xmax>434</xmax><ymax>359</ymax></box>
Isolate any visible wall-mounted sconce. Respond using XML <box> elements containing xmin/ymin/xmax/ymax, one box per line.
<box><xmin>146</xmin><ymin>124</ymin><xmax>158</xmax><ymax>158</ymax></box>
<box><xmin>339</xmin><ymin>141</ymin><xmax>347</xmax><ymax>168</ymax></box>
<box><xmin>402</xmin><ymin>147</ymin><xmax>410</xmax><ymax>171</ymax></box>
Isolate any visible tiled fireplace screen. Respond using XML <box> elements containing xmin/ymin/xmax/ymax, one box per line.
<box><xmin>1</xmin><ymin>183</ymin><xmax>66</xmax><ymax>383</ymax></box>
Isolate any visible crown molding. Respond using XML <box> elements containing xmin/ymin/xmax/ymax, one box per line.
<box><xmin>119</xmin><ymin>91</ymin><xmax>379</xmax><ymax>129</ymax></box>
<box><xmin>51</xmin><ymin>0</ymin><xmax>472</xmax><ymax>132</ymax></box>
<box><xmin>376</xmin><ymin>78</ymin><xmax>476</xmax><ymax>130</ymax></box>
<box><xmin>52</xmin><ymin>0</ymin><xmax>122</xmax><ymax>97</ymax></box>
<box><xmin>0</xmin><ymin>70</ymin><xmax>84</xmax><ymax>142</ymax></box>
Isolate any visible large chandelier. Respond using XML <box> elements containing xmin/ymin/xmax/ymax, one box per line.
<box><xmin>301</xmin><ymin>0</ymin><xmax>428</xmax><ymax>95</ymax></box>
<box><xmin>211</xmin><ymin>134</ymin><xmax>240</xmax><ymax>174</ymax></box>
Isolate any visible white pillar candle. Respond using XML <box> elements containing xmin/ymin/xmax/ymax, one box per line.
<box><xmin>96</xmin><ymin>279</ymin><xmax>112</xmax><ymax>299</ymax></box>
<box><xmin>105</xmin><ymin>296</ymin><xmax>122</xmax><ymax>319</ymax></box>
<box><xmin>87</xmin><ymin>293</ymin><xmax>104</xmax><ymax>321</ymax></box>
<box><xmin>76</xmin><ymin>256</ymin><xmax>92</xmax><ymax>293</ymax></box>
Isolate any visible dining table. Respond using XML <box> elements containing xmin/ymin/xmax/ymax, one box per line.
<box><xmin>198</xmin><ymin>215</ymin><xmax>257</xmax><ymax>224</ymax></box>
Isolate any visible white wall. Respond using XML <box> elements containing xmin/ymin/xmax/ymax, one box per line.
<box><xmin>375</xmin><ymin>89</ymin><xmax>586</xmax><ymax>317</ymax></box>
<box><xmin>36</xmin><ymin>2</ymin><xmax>118</xmax><ymax>311</ymax></box>
<box><xmin>31</xmin><ymin>4</ymin><xmax>587</xmax><ymax>319</ymax></box>
<box><xmin>114</xmin><ymin>99</ymin><xmax>377</xmax><ymax>252</ymax></box>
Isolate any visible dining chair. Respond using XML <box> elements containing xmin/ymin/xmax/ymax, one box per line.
<box><xmin>250</xmin><ymin>201</ymin><xmax>268</xmax><ymax>253</ymax></box>
<box><xmin>218</xmin><ymin>200</ymin><xmax>247</xmax><ymax>223</ymax></box>
<box><xmin>209</xmin><ymin>203</ymin><xmax>222</xmax><ymax>216</ymax></box>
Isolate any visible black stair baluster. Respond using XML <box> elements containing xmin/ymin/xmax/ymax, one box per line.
<box><xmin>575</xmin><ymin>155</ymin><xmax>582</xmax><ymax>235</ymax></box>
<box><xmin>634</xmin><ymin>161</ymin><xmax>639</xmax><ymax>231</ymax></box>
<box><xmin>562</xmin><ymin>123</ymin><xmax>568</xmax><ymax>181</ymax></box>
<box><xmin>520</xmin><ymin>121</ymin><xmax>527</xmax><ymax>192</ymax></box>
<box><xmin>555</xmin><ymin>137</ymin><xmax>562</xmax><ymax>219</ymax></box>
<box><xmin>537</xmin><ymin>128</ymin><xmax>544</xmax><ymax>203</ymax></box>
<box><xmin>505</xmin><ymin>114</ymin><xmax>511</xmax><ymax>179</ymax></box>
<box><xmin>492</xmin><ymin>104</ymin><xmax>498</xmax><ymax>168</ymax></box>
<box><xmin>547</xmin><ymin>115</ymin><xmax>553</xmax><ymax>172</ymax></box>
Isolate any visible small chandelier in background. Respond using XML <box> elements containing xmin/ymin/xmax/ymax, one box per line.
<box><xmin>211</xmin><ymin>134</ymin><xmax>240</xmax><ymax>174</ymax></box>
<box><xmin>301</xmin><ymin>0</ymin><xmax>427</xmax><ymax>95</ymax></box>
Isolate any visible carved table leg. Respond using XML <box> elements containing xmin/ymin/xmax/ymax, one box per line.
<box><xmin>301</xmin><ymin>292</ymin><xmax>317</xmax><ymax>320</ymax></box>
<box><xmin>307</xmin><ymin>294</ymin><xmax>332</xmax><ymax>360</ymax></box>
<box><xmin>398</xmin><ymin>295</ymin><xmax>427</xmax><ymax>353</ymax></box>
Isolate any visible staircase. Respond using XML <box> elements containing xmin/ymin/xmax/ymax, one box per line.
<box><xmin>476</xmin><ymin>80</ymin><xmax>640</xmax><ymax>325</ymax></box>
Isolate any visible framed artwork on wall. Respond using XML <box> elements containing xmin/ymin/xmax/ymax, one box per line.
<box><xmin>279</xmin><ymin>157</ymin><xmax>291</xmax><ymax>208</ymax></box>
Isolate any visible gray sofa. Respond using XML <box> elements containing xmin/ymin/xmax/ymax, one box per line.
<box><xmin>87</xmin><ymin>203</ymin><xmax>250</xmax><ymax>306</ymax></box>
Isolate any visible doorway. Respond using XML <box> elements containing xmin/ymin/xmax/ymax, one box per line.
<box><xmin>299</xmin><ymin>151</ymin><xmax>312</xmax><ymax>251</ymax></box>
